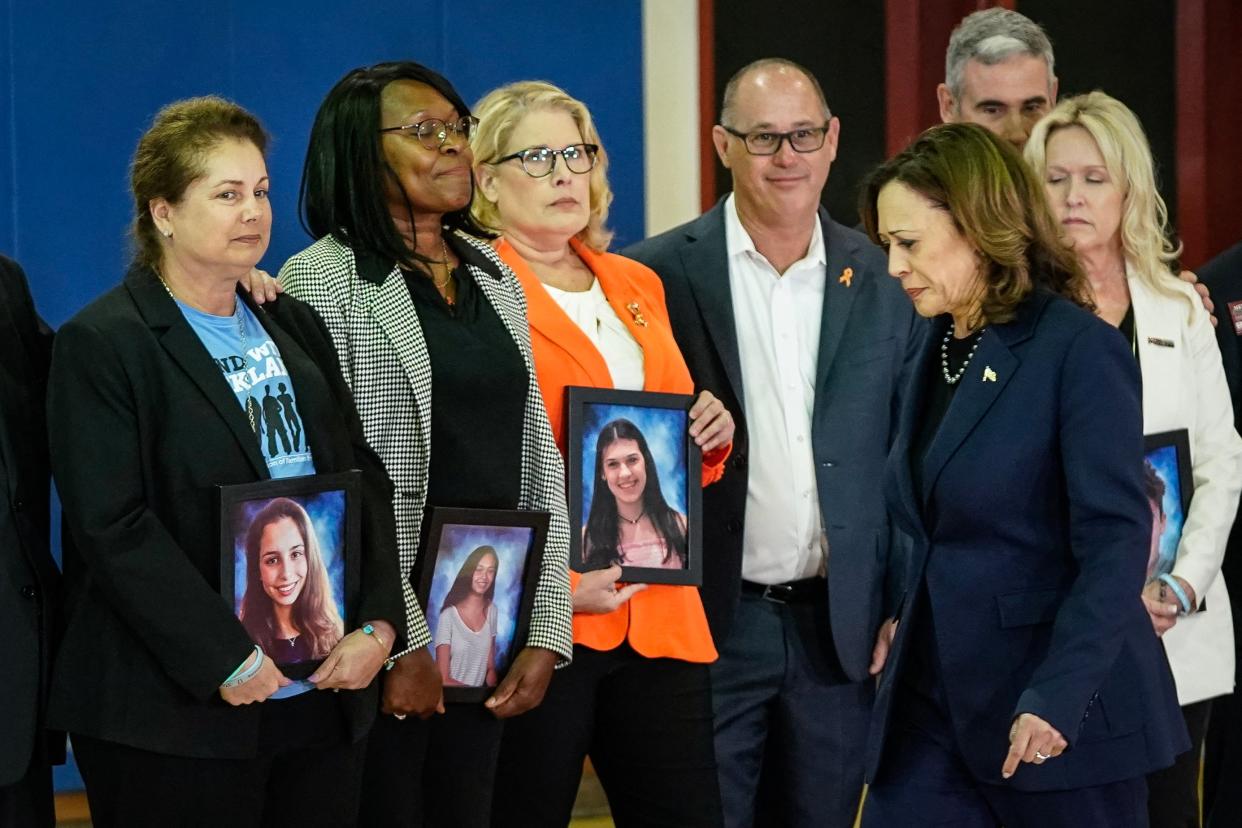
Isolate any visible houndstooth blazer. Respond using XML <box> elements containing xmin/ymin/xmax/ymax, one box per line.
<box><xmin>279</xmin><ymin>230</ymin><xmax>573</xmax><ymax>662</ymax></box>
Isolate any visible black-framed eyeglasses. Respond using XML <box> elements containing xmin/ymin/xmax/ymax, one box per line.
<box><xmin>379</xmin><ymin>116</ymin><xmax>479</xmax><ymax>150</ymax></box>
<box><xmin>495</xmin><ymin>143</ymin><xmax>599</xmax><ymax>178</ymax></box>
<box><xmin>722</xmin><ymin>123</ymin><xmax>830</xmax><ymax>156</ymax></box>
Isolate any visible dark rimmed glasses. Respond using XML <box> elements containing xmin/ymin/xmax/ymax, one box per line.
<box><xmin>495</xmin><ymin>143</ymin><xmax>600</xmax><ymax>178</ymax></box>
<box><xmin>721</xmin><ymin>123</ymin><xmax>831</xmax><ymax>156</ymax></box>
<box><xmin>379</xmin><ymin>116</ymin><xmax>479</xmax><ymax>150</ymax></box>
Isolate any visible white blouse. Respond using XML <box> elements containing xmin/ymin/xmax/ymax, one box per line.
<box><xmin>541</xmin><ymin>278</ymin><xmax>645</xmax><ymax>391</ymax></box>
<box><xmin>434</xmin><ymin>604</ymin><xmax>498</xmax><ymax>687</ymax></box>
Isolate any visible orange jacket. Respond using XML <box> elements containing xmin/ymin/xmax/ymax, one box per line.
<box><xmin>497</xmin><ymin>237</ymin><xmax>725</xmax><ymax>663</ymax></box>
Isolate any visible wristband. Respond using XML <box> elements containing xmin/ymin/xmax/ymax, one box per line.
<box><xmin>222</xmin><ymin>645</ymin><xmax>264</xmax><ymax>688</ymax></box>
<box><xmin>1158</xmin><ymin>574</ymin><xmax>1193</xmax><ymax>615</ymax></box>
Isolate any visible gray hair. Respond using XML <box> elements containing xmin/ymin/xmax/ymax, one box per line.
<box><xmin>720</xmin><ymin>57</ymin><xmax>830</xmax><ymax>127</ymax></box>
<box><xmin>945</xmin><ymin>8</ymin><xmax>1056</xmax><ymax>102</ymax></box>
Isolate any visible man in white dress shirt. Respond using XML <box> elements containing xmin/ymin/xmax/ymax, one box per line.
<box><xmin>625</xmin><ymin>59</ymin><xmax>920</xmax><ymax>827</ymax></box>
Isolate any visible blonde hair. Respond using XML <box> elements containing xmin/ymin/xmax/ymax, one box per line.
<box><xmin>470</xmin><ymin>80</ymin><xmax>613</xmax><ymax>252</ymax></box>
<box><xmin>1025</xmin><ymin>91</ymin><xmax>1190</xmax><ymax>314</ymax></box>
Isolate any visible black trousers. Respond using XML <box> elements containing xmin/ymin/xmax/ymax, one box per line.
<box><xmin>0</xmin><ymin>754</ymin><xmax>53</xmax><ymax>828</ymax></box>
<box><xmin>74</xmin><ymin>691</ymin><xmax>362</xmax><ymax>828</ymax></box>
<box><xmin>1205</xmin><ymin>692</ymin><xmax>1241</xmax><ymax>827</ymax></box>
<box><xmin>360</xmin><ymin>702</ymin><xmax>505</xmax><ymax>828</ymax></box>
<box><xmin>1147</xmin><ymin>699</ymin><xmax>1212</xmax><ymax>828</ymax></box>
<box><xmin>491</xmin><ymin>642</ymin><xmax>722</xmax><ymax>827</ymax></box>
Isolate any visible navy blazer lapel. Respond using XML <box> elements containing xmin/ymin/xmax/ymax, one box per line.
<box><xmin>814</xmin><ymin>212</ymin><xmax>862</xmax><ymax>388</ymax></box>
<box><xmin>125</xmin><ymin>268</ymin><xmax>269</xmax><ymax>478</ymax></box>
<box><xmin>678</xmin><ymin>204</ymin><xmax>745</xmax><ymax>406</ymax></box>
<box><xmin>890</xmin><ymin>320</ymin><xmax>940</xmax><ymax>536</ymax></box>
<box><xmin>919</xmin><ymin>294</ymin><xmax>1049</xmax><ymax>502</ymax></box>
<box><xmin>919</xmin><ymin>330</ymin><xmax>1015</xmax><ymax>503</ymax></box>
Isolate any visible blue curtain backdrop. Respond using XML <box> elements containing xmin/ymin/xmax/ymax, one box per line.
<box><xmin>0</xmin><ymin>0</ymin><xmax>645</xmax><ymax>329</ymax></box>
<box><xmin>1</xmin><ymin>0</ymin><xmax>644</xmax><ymax>791</ymax></box>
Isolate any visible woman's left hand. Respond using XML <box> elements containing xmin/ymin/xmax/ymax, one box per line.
<box><xmin>310</xmin><ymin>621</ymin><xmax>394</xmax><ymax>691</ymax></box>
<box><xmin>688</xmin><ymin>390</ymin><xmax>734</xmax><ymax>453</ymax></box>
<box><xmin>484</xmin><ymin>646</ymin><xmax>557</xmax><ymax>718</ymax></box>
<box><xmin>1141</xmin><ymin>580</ymin><xmax>1182</xmax><ymax>636</ymax></box>
<box><xmin>1002</xmin><ymin>713</ymin><xmax>1067</xmax><ymax>778</ymax></box>
<box><xmin>239</xmin><ymin>267</ymin><xmax>283</xmax><ymax>304</ymax></box>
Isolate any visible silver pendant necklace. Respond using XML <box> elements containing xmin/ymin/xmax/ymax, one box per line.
<box><xmin>619</xmin><ymin>510</ymin><xmax>646</xmax><ymax>526</ymax></box>
<box><xmin>159</xmin><ymin>275</ymin><xmax>257</xmax><ymax>433</ymax></box>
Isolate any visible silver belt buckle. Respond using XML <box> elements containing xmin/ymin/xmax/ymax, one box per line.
<box><xmin>761</xmin><ymin>583</ymin><xmax>794</xmax><ymax>603</ymax></box>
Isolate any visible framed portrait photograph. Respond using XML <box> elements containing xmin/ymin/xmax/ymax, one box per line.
<box><xmin>1144</xmin><ymin>429</ymin><xmax>1194</xmax><ymax>583</ymax></box>
<box><xmin>218</xmin><ymin>471</ymin><xmax>361</xmax><ymax>680</ymax></box>
<box><xmin>416</xmin><ymin>507</ymin><xmax>550</xmax><ymax>703</ymax></box>
<box><xmin>565</xmin><ymin>386</ymin><xmax>702</xmax><ymax>587</ymax></box>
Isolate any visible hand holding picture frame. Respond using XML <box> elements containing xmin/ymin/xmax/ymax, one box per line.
<box><xmin>218</xmin><ymin>471</ymin><xmax>361</xmax><ymax>681</ymax></box>
<box><xmin>1143</xmin><ymin>429</ymin><xmax>1194</xmax><ymax>584</ymax></box>
<box><xmin>566</xmin><ymin>387</ymin><xmax>703</xmax><ymax>587</ymax></box>
<box><xmin>415</xmin><ymin>507</ymin><xmax>549</xmax><ymax>703</ymax></box>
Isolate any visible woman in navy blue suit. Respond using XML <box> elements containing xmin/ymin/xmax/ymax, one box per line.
<box><xmin>857</xmin><ymin>123</ymin><xmax>1188</xmax><ymax>827</ymax></box>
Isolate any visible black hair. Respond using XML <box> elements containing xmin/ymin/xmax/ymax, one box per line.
<box><xmin>298</xmin><ymin>61</ymin><xmax>491</xmax><ymax>271</ymax></box>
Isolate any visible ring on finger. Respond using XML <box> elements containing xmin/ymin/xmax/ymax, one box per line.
<box><xmin>393</xmin><ymin>713</ymin><xmax>407</xmax><ymax>720</ymax></box>
<box><xmin>1033</xmin><ymin>750</ymin><xmax>1051</xmax><ymax>761</ymax></box>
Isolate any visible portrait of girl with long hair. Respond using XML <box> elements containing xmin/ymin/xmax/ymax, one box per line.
<box><xmin>434</xmin><ymin>545</ymin><xmax>501</xmax><ymax>687</ymax></box>
<box><xmin>582</xmin><ymin>418</ymin><xmax>688</xmax><ymax>571</ymax></box>
<box><xmin>238</xmin><ymin>497</ymin><xmax>344</xmax><ymax>664</ymax></box>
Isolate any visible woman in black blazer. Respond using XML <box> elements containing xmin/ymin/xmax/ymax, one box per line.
<box><xmin>46</xmin><ymin>97</ymin><xmax>404</xmax><ymax>827</ymax></box>
<box><xmin>857</xmin><ymin>124</ymin><xmax>1188</xmax><ymax>827</ymax></box>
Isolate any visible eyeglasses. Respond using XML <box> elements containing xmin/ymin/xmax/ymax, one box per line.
<box><xmin>721</xmin><ymin>124</ymin><xmax>831</xmax><ymax>156</ymax></box>
<box><xmin>379</xmin><ymin>116</ymin><xmax>479</xmax><ymax>150</ymax></box>
<box><xmin>495</xmin><ymin>143</ymin><xmax>600</xmax><ymax>178</ymax></box>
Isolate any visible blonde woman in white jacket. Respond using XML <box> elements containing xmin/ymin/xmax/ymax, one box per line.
<box><xmin>1028</xmin><ymin>91</ymin><xmax>1242</xmax><ymax>828</ymax></box>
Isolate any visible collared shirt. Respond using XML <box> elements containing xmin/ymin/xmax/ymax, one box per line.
<box><xmin>724</xmin><ymin>194</ymin><xmax>828</xmax><ymax>584</ymax></box>
<box><xmin>540</xmin><ymin>278</ymin><xmax>645</xmax><ymax>391</ymax></box>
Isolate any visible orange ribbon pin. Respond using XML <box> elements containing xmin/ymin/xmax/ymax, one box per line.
<box><xmin>838</xmin><ymin>267</ymin><xmax>853</xmax><ymax>287</ymax></box>
<box><xmin>626</xmin><ymin>301</ymin><xmax>648</xmax><ymax>327</ymax></box>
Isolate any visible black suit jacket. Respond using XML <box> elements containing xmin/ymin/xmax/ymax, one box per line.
<box><xmin>46</xmin><ymin>265</ymin><xmax>404</xmax><ymax>759</ymax></box>
<box><xmin>0</xmin><ymin>255</ymin><xmax>60</xmax><ymax>785</ymax></box>
<box><xmin>623</xmin><ymin>202</ymin><xmax>922</xmax><ymax>681</ymax></box>
<box><xmin>1201</xmin><ymin>241</ymin><xmax>1242</xmax><ymax>665</ymax></box>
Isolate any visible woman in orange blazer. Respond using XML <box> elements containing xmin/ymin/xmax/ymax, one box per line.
<box><xmin>471</xmin><ymin>81</ymin><xmax>734</xmax><ymax>827</ymax></box>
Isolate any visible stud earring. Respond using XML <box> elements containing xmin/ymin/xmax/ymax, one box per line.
<box><xmin>161</xmin><ymin>228</ymin><xmax>173</xmax><ymax>239</ymax></box>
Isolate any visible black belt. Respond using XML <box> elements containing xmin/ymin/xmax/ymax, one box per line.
<box><xmin>741</xmin><ymin>577</ymin><xmax>826</xmax><ymax>604</ymax></box>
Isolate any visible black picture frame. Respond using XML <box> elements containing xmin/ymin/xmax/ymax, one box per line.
<box><xmin>1143</xmin><ymin>429</ymin><xmax>1195</xmax><ymax>583</ymax></box>
<box><xmin>218</xmin><ymin>470</ymin><xmax>362</xmax><ymax>681</ymax></box>
<box><xmin>415</xmin><ymin>507</ymin><xmax>550</xmax><ymax>704</ymax></box>
<box><xmin>565</xmin><ymin>386</ymin><xmax>703</xmax><ymax>587</ymax></box>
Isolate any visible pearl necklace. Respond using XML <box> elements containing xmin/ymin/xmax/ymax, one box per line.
<box><xmin>940</xmin><ymin>322</ymin><xmax>986</xmax><ymax>385</ymax></box>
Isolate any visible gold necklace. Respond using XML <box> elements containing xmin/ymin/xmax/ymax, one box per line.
<box><xmin>433</xmin><ymin>234</ymin><xmax>455</xmax><ymax>304</ymax></box>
